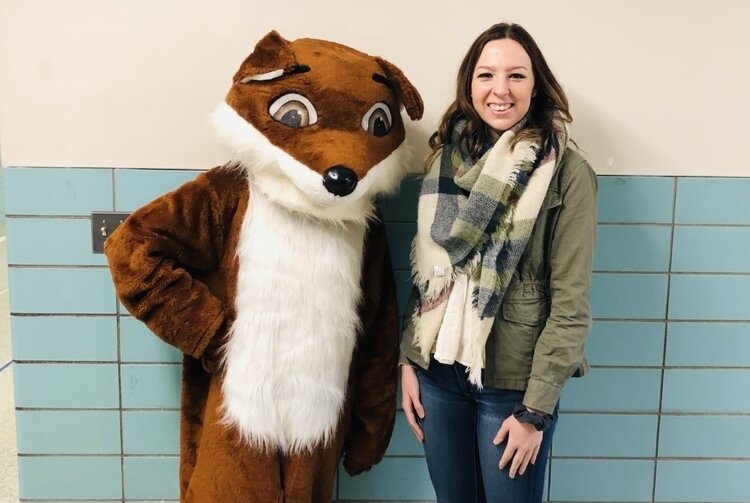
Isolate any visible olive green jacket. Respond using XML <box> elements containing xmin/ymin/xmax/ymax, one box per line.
<box><xmin>400</xmin><ymin>147</ymin><xmax>597</xmax><ymax>415</ymax></box>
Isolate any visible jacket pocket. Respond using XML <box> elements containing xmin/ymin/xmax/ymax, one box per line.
<box><xmin>502</xmin><ymin>296</ymin><xmax>549</xmax><ymax>326</ymax></box>
<box><xmin>491</xmin><ymin>296</ymin><xmax>550</xmax><ymax>378</ymax></box>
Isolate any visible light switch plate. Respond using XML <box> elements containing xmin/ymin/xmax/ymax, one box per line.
<box><xmin>91</xmin><ymin>212</ymin><xmax>130</xmax><ymax>253</ymax></box>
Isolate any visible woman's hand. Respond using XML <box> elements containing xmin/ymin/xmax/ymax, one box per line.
<box><xmin>493</xmin><ymin>413</ymin><xmax>543</xmax><ymax>478</ymax></box>
<box><xmin>400</xmin><ymin>364</ymin><xmax>425</xmax><ymax>442</ymax></box>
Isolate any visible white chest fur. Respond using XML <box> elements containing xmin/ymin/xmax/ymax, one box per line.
<box><xmin>221</xmin><ymin>188</ymin><xmax>366</xmax><ymax>453</ymax></box>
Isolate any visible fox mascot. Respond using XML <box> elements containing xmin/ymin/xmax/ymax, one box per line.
<box><xmin>104</xmin><ymin>31</ymin><xmax>423</xmax><ymax>502</ymax></box>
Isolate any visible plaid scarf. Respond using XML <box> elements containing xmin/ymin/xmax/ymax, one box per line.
<box><xmin>410</xmin><ymin>116</ymin><xmax>569</xmax><ymax>385</ymax></box>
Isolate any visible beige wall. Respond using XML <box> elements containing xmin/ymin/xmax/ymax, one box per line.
<box><xmin>1</xmin><ymin>0</ymin><xmax>748</xmax><ymax>175</ymax></box>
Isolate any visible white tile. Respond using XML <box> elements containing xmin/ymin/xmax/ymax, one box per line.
<box><xmin>0</xmin><ymin>367</ymin><xmax>20</xmax><ymax>503</ymax></box>
<box><xmin>0</xmin><ymin>234</ymin><xmax>10</xmax><ymax>370</ymax></box>
<box><xmin>0</xmin><ymin>237</ymin><xmax>7</xmax><ymax>291</ymax></box>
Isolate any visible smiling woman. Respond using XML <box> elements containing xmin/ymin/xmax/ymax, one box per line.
<box><xmin>470</xmin><ymin>39</ymin><xmax>535</xmax><ymax>140</ymax></box>
<box><xmin>399</xmin><ymin>22</ymin><xmax>596</xmax><ymax>503</ymax></box>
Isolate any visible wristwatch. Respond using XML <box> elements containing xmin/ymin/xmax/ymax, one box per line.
<box><xmin>512</xmin><ymin>404</ymin><xmax>553</xmax><ymax>432</ymax></box>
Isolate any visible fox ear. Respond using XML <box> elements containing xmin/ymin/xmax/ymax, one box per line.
<box><xmin>375</xmin><ymin>57</ymin><xmax>424</xmax><ymax>121</ymax></box>
<box><xmin>233</xmin><ymin>31</ymin><xmax>297</xmax><ymax>83</ymax></box>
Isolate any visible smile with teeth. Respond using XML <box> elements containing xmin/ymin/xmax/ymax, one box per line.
<box><xmin>489</xmin><ymin>103</ymin><xmax>513</xmax><ymax>112</ymax></box>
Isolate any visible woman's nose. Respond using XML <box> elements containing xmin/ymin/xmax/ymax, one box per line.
<box><xmin>492</xmin><ymin>79</ymin><xmax>510</xmax><ymax>95</ymax></box>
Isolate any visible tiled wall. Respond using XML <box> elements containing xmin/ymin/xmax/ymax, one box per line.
<box><xmin>0</xmin><ymin>167</ymin><xmax>6</xmax><ymax>231</ymax></box>
<box><xmin>5</xmin><ymin>167</ymin><xmax>750</xmax><ymax>502</ymax></box>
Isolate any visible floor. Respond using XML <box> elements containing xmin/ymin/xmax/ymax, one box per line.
<box><xmin>0</xmin><ymin>232</ymin><xmax>20</xmax><ymax>502</ymax></box>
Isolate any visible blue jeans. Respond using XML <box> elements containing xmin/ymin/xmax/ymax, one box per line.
<box><xmin>417</xmin><ymin>359</ymin><xmax>558</xmax><ymax>503</ymax></box>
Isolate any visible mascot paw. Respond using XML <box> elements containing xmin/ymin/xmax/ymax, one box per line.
<box><xmin>200</xmin><ymin>350</ymin><xmax>221</xmax><ymax>374</ymax></box>
<box><xmin>200</xmin><ymin>316</ymin><xmax>234</xmax><ymax>373</ymax></box>
<box><xmin>343</xmin><ymin>454</ymin><xmax>371</xmax><ymax>476</ymax></box>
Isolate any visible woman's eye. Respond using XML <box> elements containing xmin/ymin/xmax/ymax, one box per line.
<box><xmin>477</xmin><ymin>72</ymin><xmax>492</xmax><ymax>79</ymax></box>
<box><xmin>510</xmin><ymin>73</ymin><xmax>526</xmax><ymax>80</ymax></box>
<box><xmin>361</xmin><ymin>103</ymin><xmax>392</xmax><ymax>137</ymax></box>
<box><xmin>268</xmin><ymin>93</ymin><xmax>318</xmax><ymax>128</ymax></box>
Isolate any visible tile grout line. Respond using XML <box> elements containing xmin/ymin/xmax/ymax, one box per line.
<box><xmin>112</xmin><ymin>168</ymin><xmax>127</xmax><ymax>502</ymax></box>
<box><xmin>651</xmin><ymin>176</ymin><xmax>679</xmax><ymax>502</ymax></box>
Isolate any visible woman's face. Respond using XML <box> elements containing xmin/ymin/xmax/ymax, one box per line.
<box><xmin>470</xmin><ymin>38</ymin><xmax>535</xmax><ymax>142</ymax></box>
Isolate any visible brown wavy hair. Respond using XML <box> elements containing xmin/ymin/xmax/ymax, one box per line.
<box><xmin>429</xmin><ymin>23</ymin><xmax>572</xmax><ymax>163</ymax></box>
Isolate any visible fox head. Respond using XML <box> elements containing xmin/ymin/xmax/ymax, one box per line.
<box><xmin>214</xmin><ymin>30</ymin><xmax>423</xmax><ymax>222</ymax></box>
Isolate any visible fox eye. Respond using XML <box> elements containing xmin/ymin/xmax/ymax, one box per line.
<box><xmin>269</xmin><ymin>93</ymin><xmax>318</xmax><ymax>128</ymax></box>
<box><xmin>361</xmin><ymin>103</ymin><xmax>392</xmax><ymax>137</ymax></box>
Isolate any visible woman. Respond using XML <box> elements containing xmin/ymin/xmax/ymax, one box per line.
<box><xmin>400</xmin><ymin>23</ymin><xmax>597</xmax><ymax>502</ymax></box>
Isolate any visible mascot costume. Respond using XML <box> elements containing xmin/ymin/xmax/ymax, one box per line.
<box><xmin>105</xmin><ymin>31</ymin><xmax>423</xmax><ymax>502</ymax></box>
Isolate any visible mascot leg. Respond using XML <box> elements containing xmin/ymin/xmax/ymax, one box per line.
<box><xmin>281</xmin><ymin>427</ymin><xmax>348</xmax><ymax>503</ymax></box>
<box><xmin>182</xmin><ymin>375</ymin><xmax>284</xmax><ymax>502</ymax></box>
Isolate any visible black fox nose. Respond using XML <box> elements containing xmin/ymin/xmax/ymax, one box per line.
<box><xmin>323</xmin><ymin>166</ymin><xmax>358</xmax><ymax>197</ymax></box>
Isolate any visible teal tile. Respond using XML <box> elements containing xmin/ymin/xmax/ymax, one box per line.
<box><xmin>561</xmin><ymin>369</ymin><xmax>661</xmax><ymax>412</ymax></box>
<box><xmin>123</xmin><ymin>410</ymin><xmax>179</xmax><ymax>455</ymax></box>
<box><xmin>552</xmin><ymin>413</ymin><xmax>657</xmax><ymax>457</ymax></box>
<box><xmin>666</xmin><ymin>322</ymin><xmax>750</xmax><ymax>366</ymax></box>
<box><xmin>594</xmin><ymin>225</ymin><xmax>671</xmax><ymax>272</ymax></box>
<box><xmin>586</xmin><ymin>321</ymin><xmax>665</xmax><ymax>366</ymax></box>
<box><xmin>385</xmin><ymin>412</ymin><xmax>424</xmax><ymax>456</ymax></box>
<box><xmin>394</xmin><ymin>270</ymin><xmax>413</xmax><ymax>316</ymax></box>
<box><xmin>675</xmin><ymin>178</ymin><xmax>750</xmax><ymax>225</ymax></box>
<box><xmin>17</xmin><ymin>456</ymin><xmax>121</xmax><ymax>499</ymax></box>
<box><xmin>115</xmin><ymin>169</ymin><xmax>200</xmax><ymax>211</ymax></box>
<box><xmin>339</xmin><ymin>457</ymin><xmax>434</xmax><ymax>500</ymax></box>
<box><xmin>669</xmin><ymin>275</ymin><xmax>750</xmax><ymax>320</ymax></box>
<box><xmin>120</xmin><ymin>316</ymin><xmax>182</xmax><ymax>363</ymax></box>
<box><xmin>659</xmin><ymin>416</ymin><xmax>750</xmax><ymax>458</ymax></box>
<box><xmin>6</xmin><ymin>218</ymin><xmax>107</xmax><ymax>265</ymax></box>
<box><xmin>11</xmin><ymin>315</ymin><xmax>117</xmax><ymax>361</ymax></box>
<box><xmin>672</xmin><ymin>226</ymin><xmax>750</xmax><ymax>273</ymax></box>
<box><xmin>6</xmin><ymin>167</ymin><xmax>113</xmax><ymax>216</ymax></box>
<box><xmin>550</xmin><ymin>459</ymin><xmax>654</xmax><ymax>502</ymax></box>
<box><xmin>124</xmin><ymin>457</ymin><xmax>179</xmax><ymax>500</ymax></box>
<box><xmin>9</xmin><ymin>267</ymin><xmax>116</xmax><ymax>314</ymax></box>
<box><xmin>16</xmin><ymin>410</ymin><xmax>120</xmax><ymax>454</ymax></box>
<box><xmin>121</xmin><ymin>364</ymin><xmax>181</xmax><ymax>408</ymax></box>
<box><xmin>656</xmin><ymin>460</ymin><xmax>750</xmax><ymax>502</ymax></box>
<box><xmin>597</xmin><ymin>176</ymin><xmax>674</xmax><ymax>224</ymax></box>
<box><xmin>14</xmin><ymin>363</ymin><xmax>119</xmax><ymax>408</ymax></box>
<box><xmin>378</xmin><ymin>174</ymin><xmax>421</xmax><ymax>223</ymax></box>
<box><xmin>591</xmin><ymin>273</ymin><xmax>668</xmax><ymax>319</ymax></box>
<box><xmin>384</xmin><ymin>222</ymin><xmax>416</xmax><ymax>271</ymax></box>
<box><xmin>662</xmin><ymin>370</ymin><xmax>750</xmax><ymax>413</ymax></box>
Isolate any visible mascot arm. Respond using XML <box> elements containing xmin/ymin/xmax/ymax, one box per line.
<box><xmin>343</xmin><ymin>217</ymin><xmax>400</xmax><ymax>475</ymax></box>
<box><xmin>104</xmin><ymin>170</ymin><xmax>233</xmax><ymax>359</ymax></box>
